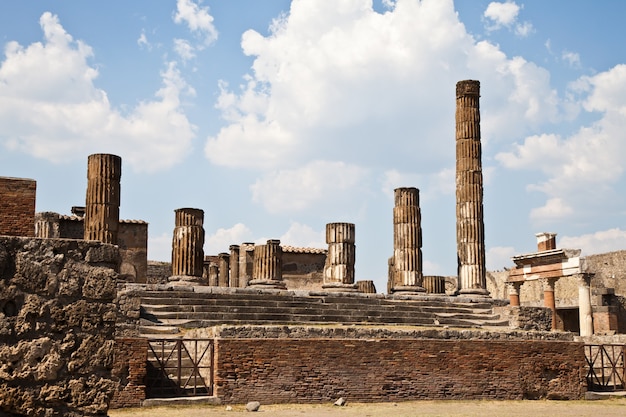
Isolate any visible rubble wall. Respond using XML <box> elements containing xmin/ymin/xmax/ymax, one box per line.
<box><xmin>0</xmin><ymin>236</ymin><xmax>119</xmax><ymax>416</ymax></box>
<box><xmin>0</xmin><ymin>177</ymin><xmax>36</xmax><ymax>237</ymax></box>
<box><xmin>212</xmin><ymin>327</ymin><xmax>585</xmax><ymax>403</ymax></box>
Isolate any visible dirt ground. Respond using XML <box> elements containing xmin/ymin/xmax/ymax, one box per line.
<box><xmin>109</xmin><ymin>398</ymin><xmax>626</xmax><ymax>417</ymax></box>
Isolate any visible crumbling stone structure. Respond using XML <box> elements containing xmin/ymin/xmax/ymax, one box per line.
<box><xmin>249</xmin><ymin>239</ymin><xmax>286</xmax><ymax>289</ymax></box>
<box><xmin>455</xmin><ymin>80</ymin><xmax>489</xmax><ymax>296</ymax></box>
<box><xmin>0</xmin><ymin>236</ymin><xmax>119</xmax><ymax>416</ymax></box>
<box><xmin>323</xmin><ymin>223</ymin><xmax>358</xmax><ymax>291</ymax></box>
<box><xmin>170</xmin><ymin>208</ymin><xmax>205</xmax><ymax>284</ymax></box>
<box><xmin>389</xmin><ymin>187</ymin><xmax>425</xmax><ymax>294</ymax></box>
<box><xmin>0</xmin><ymin>176</ymin><xmax>36</xmax><ymax>237</ymax></box>
<box><xmin>229</xmin><ymin>245</ymin><xmax>240</xmax><ymax>288</ymax></box>
<box><xmin>84</xmin><ymin>153</ymin><xmax>121</xmax><ymax>244</ymax></box>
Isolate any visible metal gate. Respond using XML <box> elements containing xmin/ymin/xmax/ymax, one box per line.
<box><xmin>585</xmin><ymin>344</ymin><xmax>625</xmax><ymax>391</ymax></box>
<box><xmin>146</xmin><ymin>338</ymin><xmax>214</xmax><ymax>398</ymax></box>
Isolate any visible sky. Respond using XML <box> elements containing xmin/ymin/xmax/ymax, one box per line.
<box><xmin>1</xmin><ymin>0</ymin><xmax>626</xmax><ymax>292</ymax></box>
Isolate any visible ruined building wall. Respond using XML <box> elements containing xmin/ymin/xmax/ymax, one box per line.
<box><xmin>0</xmin><ymin>236</ymin><xmax>119</xmax><ymax>417</ymax></box>
<box><xmin>214</xmin><ymin>330</ymin><xmax>585</xmax><ymax>403</ymax></box>
<box><xmin>0</xmin><ymin>177</ymin><xmax>36</xmax><ymax>237</ymax></box>
<box><xmin>282</xmin><ymin>248</ymin><xmax>326</xmax><ymax>291</ymax></box>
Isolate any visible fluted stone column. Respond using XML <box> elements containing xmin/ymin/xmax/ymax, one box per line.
<box><xmin>455</xmin><ymin>80</ymin><xmax>489</xmax><ymax>296</ymax></box>
<box><xmin>170</xmin><ymin>208</ymin><xmax>205</xmax><ymax>284</ymax></box>
<box><xmin>423</xmin><ymin>276</ymin><xmax>446</xmax><ymax>294</ymax></box>
<box><xmin>218</xmin><ymin>252</ymin><xmax>230</xmax><ymax>287</ymax></box>
<box><xmin>577</xmin><ymin>273</ymin><xmax>594</xmax><ymax>337</ymax></box>
<box><xmin>84</xmin><ymin>153</ymin><xmax>121</xmax><ymax>244</ymax></box>
<box><xmin>249</xmin><ymin>239</ymin><xmax>286</xmax><ymax>289</ymax></box>
<box><xmin>229</xmin><ymin>245</ymin><xmax>240</xmax><ymax>288</ymax></box>
<box><xmin>390</xmin><ymin>188</ymin><xmax>425</xmax><ymax>294</ymax></box>
<box><xmin>239</xmin><ymin>242</ymin><xmax>255</xmax><ymax>288</ymax></box>
<box><xmin>323</xmin><ymin>223</ymin><xmax>358</xmax><ymax>292</ymax></box>
<box><xmin>208</xmin><ymin>262</ymin><xmax>219</xmax><ymax>286</ymax></box>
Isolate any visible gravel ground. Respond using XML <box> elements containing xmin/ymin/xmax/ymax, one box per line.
<box><xmin>109</xmin><ymin>398</ymin><xmax>626</xmax><ymax>417</ymax></box>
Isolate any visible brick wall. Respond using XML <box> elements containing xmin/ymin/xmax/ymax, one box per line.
<box><xmin>110</xmin><ymin>338</ymin><xmax>148</xmax><ymax>408</ymax></box>
<box><xmin>214</xmin><ymin>337</ymin><xmax>586</xmax><ymax>403</ymax></box>
<box><xmin>0</xmin><ymin>177</ymin><xmax>36</xmax><ymax>237</ymax></box>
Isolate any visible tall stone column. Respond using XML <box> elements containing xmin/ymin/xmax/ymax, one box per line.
<box><xmin>455</xmin><ymin>80</ymin><xmax>489</xmax><ymax>296</ymax></box>
<box><xmin>577</xmin><ymin>273</ymin><xmax>594</xmax><ymax>337</ymax></box>
<box><xmin>208</xmin><ymin>261</ymin><xmax>219</xmax><ymax>286</ymax></box>
<box><xmin>239</xmin><ymin>242</ymin><xmax>255</xmax><ymax>287</ymax></box>
<box><xmin>390</xmin><ymin>187</ymin><xmax>425</xmax><ymax>294</ymax></box>
<box><xmin>84</xmin><ymin>153</ymin><xmax>121</xmax><ymax>244</ymax></box>
<box><xmin>323</xmin><ymin>222</ymin><xmax>358</xmax><ymax>292</ymax></box>
<box><xmin>218</xmin><ymin>252</ymin><xmax>230</xmax><ymax>287</ymax></box>
<box><xmin>229</xmin><ymin>245</ymin><xmax>240</xmax><ymax>288</ymax></box>
<box><xmin>249</xmin><ymin>239</ymin><xmax>286</xmax><ymax>289</ymax></box>
<box><xmin>541</xmin><ymin>278</ymin><xmax>557</xmax><ymax>330</ymax></box>
<box><xmin>170</xmin><ymin>208</ymin><xmax>205</xmax><ymax>284</ymax></box>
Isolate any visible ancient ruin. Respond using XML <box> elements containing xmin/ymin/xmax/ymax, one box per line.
<box><xmin>170</xmin><ymin>208</ymin><xmax>205</xmax><ymax>284</ymax></box>
<box><xmin>455</xmin><ymin>80</ymin><xmax>489</xmax><ymax>296</ymax></box>
<box><xmin>2</xmin><ymin>80</ymin><xmax>626</xmax><ymax>415</ymax></box>
<box><xmin>388</xmin><ymin>187</ymin><xmax>426</xmax><ymax>294</ymax></box>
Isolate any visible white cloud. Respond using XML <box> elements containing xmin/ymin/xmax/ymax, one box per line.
<box><xmin>0</xmin><ymin>13</ymin><xmax>196</xmax><ymax>172</ymax></box>
<box><xmin>173</xmin><ymin>0</ymin><xmax>218</xmax><ymax>47</ymax></box>
<box><xmin>484</xmin><ymin>2</ymin><xmax>520</xmax><ymax>27</ymax></box>
<box><xmin>483</xmin><ymin>2</ymin><xmax>533</xmax><ymax>37</ymax></box>
<box><xmin>205</xmin><ymin>223</ymin><xmax>253</xmax><ymax>255</ymax></box>
<box><xmin>137</xmin><ymin>31</ymin><xmax>150</xmax><ymax>49</ymax></box>
<box><xmin>562</xmin><ymin>50</ymin><xmax>581</xmax><ymax>68</ymax></box>
<box><xmin>496</xmin><ymin>64</ymin><xmax>626</xmax><ymax>223</ymax></box>
<box><xmin>173</xmin><ymin>38</ymin><xmax>196</xmax><ymax>61</ymax></box>
<box><xmin>279</xmin><ymin>222</ymin><xmax>325</xmax><ymax>249</ymax></box>
<box><xmin>486</xmin><ymin>246</ymin><xmax>516</xmax><ymax>270</ymax></box>
<box><xmin>559</xmin><ymin>228</ymin><xmax>626</xmax><ymax>255</ymax></box>
<box><xmin>530</xmin><ymin>198</ymin><xmax>573</xmax><ymax>222</ymax></box>
<box><xmin>250</xmin><ymin>160</ymin><xmax>368</xmax><ymax>213</ymax></box>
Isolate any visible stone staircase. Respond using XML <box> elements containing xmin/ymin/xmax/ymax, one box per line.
<box><xmin>136</xmin><ymin>287</ymin><xmax>510</xmax><ymax>338</ymax></box>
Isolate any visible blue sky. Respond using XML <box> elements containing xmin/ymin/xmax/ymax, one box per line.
<box><xmin>1</xmin><ymin>0</ymin><xmax>626</xmax><ymax>292</ymax></box>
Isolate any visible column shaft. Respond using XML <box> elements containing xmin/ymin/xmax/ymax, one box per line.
<box><xmin>171</xmin><ymin>208</ymin><xmax>205</xmax><ymax>283</ymax></box>
<box><xmin>218</xmin><ymin>252</ymin><xmax>230</xmax><ymax>287</ymax></box>
<box><xmin>323</xmin><ymin>223</ymin><xmax>358</xmax><ymax>291</ymax></box>
<box><xmin>229</xmin><ymin>245</ymin><xmax>240</xmax><ymax>288</ymax></box>
<box><xmin>84</xmin><ymin>154</ymin><xmax>121</xmax><ymax>244</ymax></box>
<box><xmin>249</xmin><ymin>240</ymin><xmax>285</xmax><ymax>289</ymax></box>
<box><xmin>455</xmin><ymin>80</ymin><xmax>488</xmax><ymax>296</ymax></box>
<box><xmin>577</xmin><ymin>273</ymin><xmax>594</xmax><ymax>337</ymax></box>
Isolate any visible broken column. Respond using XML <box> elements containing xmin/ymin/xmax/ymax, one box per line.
<box><xmin>506</xmin><ymin>282</ymin><xmax>522</xmax><ymax>307</ymax></box>
<box><xmin>229</xmin><ymin>245</ymin><xmax>240</xmax><ymax>288</ymax></box>
<box><xmin>455</xmin><ymin>80</ymin><xmax>489</xmax><ymax>296</ymax></box>
<box><xmin>577</xmin><ymin>273</ymin><xmax>594</xmax><ymax>337</ymax></box>
<box><xmin>536</xmin><ymin>232</ymin><xmax>557</xmax><ymax>251</ymax></box>
<box><xmin>170</xmin><ymin>208</ymin><xmax>205</xmax><ymax>284</ymax></box>
<box><xmin>542</xmin><ymin>278</ymin><xmax>557</xmax><ymax>331</ymax></box>
<box><xmin>238</xmin><ymin>242</ymin><xmax>255</xmax><ymax>288</ymax></box>
<box><xmin>389</xmin><ymin>187</ymin><xmax>425</xmax><ymax>294</ymax></box>
<box><xmin>84</xmin><ymin>153</ymin><xmax>121</xmax><ymax>244</ymax></box>
<box><xmin>323</xmin><ymin>222</ymin><xmax>358</xmax><ymax>292</ymax></box>
<box><xmin>218</xmin><ymin>252</ymin><xmax>230</xmax><ymax>287</ymax></box>
<box><xmin>249</xmin><ymin>239</ymin><xmax>286</xmax><ymax>289</ymax></box>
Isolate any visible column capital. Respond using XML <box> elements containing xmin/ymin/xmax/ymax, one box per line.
<box><xmin>506</xmin><ymin>281</ymin><xmax>522</xmax><ymax>296</ymax></box>
<box><xmin>575</xmin><ymin>272</ymin><xmax>594</xmax><ymax>286</ymax></box>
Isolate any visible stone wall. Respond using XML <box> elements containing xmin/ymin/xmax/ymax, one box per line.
<box><xmin>0</xmin><ymin>177</ymin><xmax>36</xmax><ymax>237</ymax></box>
<box><xmin>147</xmin><ymin>261</ymin><xmax>171</xmax><ymax>284</ymax></box>
<box><xmin>209</xmin><ymin>326</ymin><xmax>585</xmax><ymax>404</ymax></box>
<box><xmin>0</xmin><ymin>236</ymin><xmax>119</xmax><ymax>416</ymax></box>
<box><xmin>110</xmin><ymin>338</ymin><xmax>148</xmax><ymax>408</ymax></box>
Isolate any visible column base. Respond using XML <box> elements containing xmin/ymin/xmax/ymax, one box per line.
<box><xmin>391</xmin><ymin>285</ymin><xmax>427</xmax><ymax>295</ymax></box>
<box><xmin>248</xmin><ymin>279</ymin><xmax>287</xmax><ymax>290</ymax></box>
<box><xmin>457</xmin><ymin>288</ymin><xmax>490</xmax><ymax>297</ymax></box>
<box><xmin>321</xmin><ymin>283</ymin><xmax>360</xmax><ymax>292</ymax></box>
<box><xmin>168</xmin><ymin>275</ymin><xmax>206</xmax><ymax>286</ymax></box>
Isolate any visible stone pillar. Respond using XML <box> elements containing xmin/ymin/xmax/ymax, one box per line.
<box><xmin>455</xmin><ymin>80</ymin><xmax>489</xmax><ymax>296</ymax></box>
<box><xmin>249</xmin><ymin>239</ymin><xmax>286</xmax><ymax>289</ymax></box>
<box><xmin>218</xmin><ymin>252</ymin><xmax>230</xmax><ymax>287</ymax></box>
<box><xmin>423</xmin><ymin>276</ymin><xmax>446</xmax><ymax>294</ymax></box>
<box><xmin>170</xmin><ymin>208</ymin><xmax>205</xmax><ymax>284</ymax></box>
<box><xmin>208</xmin><ymin>261</ymin><xmax>219</xmax><ymax>286</ymax></box>
<box><xmin>356</xmin><ymin>280</ymin><xmax>377</xmax><ymax>294</ymax></box>
<box><xmin>229</xmin><ymin>245</ymin><xmax>240</xmax><ymax>288</ymax></box>
<box><xmin>239</xmin><ymin>242</ymin><xmax>255</xmax><ymax>287</ymax></box>
<box><xmin>390</xmin><ymin>187</ymin><xmax>425</xmax><ymax>294</ymax></box>
<box><xmin>323</xmin><ymin>222</ymin><xmax>358</xmax><ymax>292</ymax></box>
<box><xmin>506</xmin><ymin>282</ymin><xmax>522</xmax><ymax>307</ymax></box>
<box><xmin>536</xmin><ymin>232</ymin><xmax>557</xmax><ymax>251</ymax></box>
<box><xmin>84</xmin><ymin>153</ymin><xmax>121</xmax><ymax>244</ymax></box>
<box><xmin>577</xmin><ymin>273</ymin><xmax>594</xmax><ymax>337</ymax></box>
<box><xmin>541</xmin><ymin>278</ymin><xmax>557</xmax><ymax>330</ymax></box>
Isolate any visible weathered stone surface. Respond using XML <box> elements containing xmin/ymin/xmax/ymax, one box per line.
<box><xmin>245</xmin><ymin>401</ymin><xmax>261</xmax><ymax>411</ymax></box>
<box><xmin>0</xmin><ymin>236</ymin><xmax>118</xmax><ymax>416</ymax></box>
